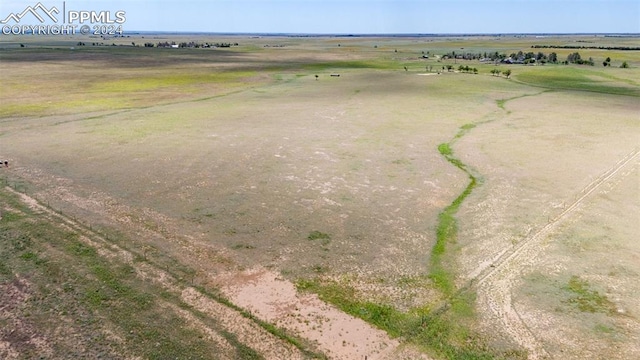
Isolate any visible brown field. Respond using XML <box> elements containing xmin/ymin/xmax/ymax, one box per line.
<box><xmin>1</xmin><ymin>34</ymin><xmax>638</xmax><ymax>359</ymax></box>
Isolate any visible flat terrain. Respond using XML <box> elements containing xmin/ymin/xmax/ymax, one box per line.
<box><xmin>1</xmin><ymin>34</ymin><xmax>638</xmax><ymax>359</ymax></box>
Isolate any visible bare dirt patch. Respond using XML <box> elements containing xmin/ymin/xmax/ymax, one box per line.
<box><xmin>216</xmin><ymin>267</ymin><xmax>403</xmax><ymax>360</ymax></box>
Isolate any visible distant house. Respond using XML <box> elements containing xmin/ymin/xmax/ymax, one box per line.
<box><xmin>502</xmin><ymin>57</ymin><xmax>524</xmax><ymax>65</ymax></box>
<box><xmin>171</xmin><ymin>44</ymin><xmax>179</xmax><ymax>49</ymax></box>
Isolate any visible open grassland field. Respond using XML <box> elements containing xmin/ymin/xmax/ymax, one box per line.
<box><xmin>1</xmin><ymin>34</ymin><xmax>639</xmax><ymax>359</ymax></box>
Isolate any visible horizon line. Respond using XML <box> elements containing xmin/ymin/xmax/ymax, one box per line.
<box><xmin>123</xmin><ymin>31</ymin><xmax>640</xmax><ymax>37</ymax></box>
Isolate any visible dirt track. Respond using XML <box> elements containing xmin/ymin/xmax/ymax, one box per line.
<box><xmin>5</xmin><ymin>183</ymin><xmax>432</xmax><ymax>360</ymax></box>
<box><xmin>5</xmin><ymin>186</ymin><xmax>310</xmax><ymax>359</ymax></box>
<box><xmin>472</xmin><ymin>148</ymin><xmax>640</xmax><ymax>359</ymax></box>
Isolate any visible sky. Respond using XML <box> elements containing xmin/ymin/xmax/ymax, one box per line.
<box><xmin>1</xmin><ymin>0</ymin><xmax>639</xmax><ymax>34</ymax></box>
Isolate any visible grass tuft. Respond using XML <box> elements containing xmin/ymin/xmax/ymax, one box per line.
<box><xmin>308</xmin><ymin>231</ymin><xmax>331</xmax><ymax>246</ymax></box>
<box><xmin>563</xmin><ymin>276</ymin><xmax>616</xmax><ymax>314</ymax></box>
<box><xmin>307</xmin><ymin>230</ymin><xmax>331</xmax><ymax>241</ymax></box>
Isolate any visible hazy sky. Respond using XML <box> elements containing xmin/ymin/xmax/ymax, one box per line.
<box><xmin>2</xmin><ymin>0</ymin><xmax>639</xmax><ymax>33</ymax></box>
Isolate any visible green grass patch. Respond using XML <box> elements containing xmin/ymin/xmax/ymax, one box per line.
<box><xmin>594</xmin><ymin>323</ymin><xmax>615</xmax><ymax>334</ymax></box>
<box><xmin>0</xmin><ymin>103</ymin><xmax>51</xmax><ymax>118</ymax></box>
<box><xmin>515</xmin><ymin>66</ymin><xmax>640</xmax><ymax>97</ymax></box>
<box><xmin>307</xmin><ymin>230</ymin><xmax>330</xmax><ymax>240</ymax></box>
<box><xmin>301</xmin><ymin>59</ymin><xmax>399</xmax><ymax>71</ymax></box>
<box><xmin>438</xmin><ymin>143</ymin><xmax>453</xmax><ymax>156</ymax></box>
<box><xmin>66</xmin><ymin>239</ymin><xmax>98</xmax><ymax>257</ymax></box>
<box><xmin>563</xmin><ymin>276</ymin><xmax>616</xmax><ymax>314</ymax></box>
<box><xmin>95</xmin><ymin>70</ymin><xmax>257</xmax><ymax>93</ymax></box>
<box><xmin>18</xmin><ymin>251</ymin><xmax>37</xmax><ymax>261</ymax></box>
<box><xmin>308</xmin><ymin>230</ymin><xmax>331</xmax><ymax>247</ymax></box>
<box><xmin>433</xmin><ymin>136</ymin><xmax>480</xmax><ymax>295</ymax></box>
<box><xmin>297</xmin><ymin>278</ymin><xmax>522</xmax><ymax>360</ymax></box>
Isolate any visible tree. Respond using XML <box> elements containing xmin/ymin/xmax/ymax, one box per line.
<box><xmin>621</xmin><ymin>61</ymin><xmax>629</xmax><ymax>68</ymax></box>
<box><xmin>503</xmin><ymin>69</ymin><xmax>512</xmax><ymax>78</ymax></box>
<box><xmin>567</xmin><ymin>52</ymin><xmax>581</xmax><ymax>63</ymax></box>
<box><xmin>315</xmin><ymin>74</ymin><xmax>319</xmax><ymax>80</ymax></box>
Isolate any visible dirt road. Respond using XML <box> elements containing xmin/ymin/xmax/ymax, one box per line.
<box><xmin>473</xmin><ymin>148</ymin><xmax>639</xmax><ymax>359</ymax></box>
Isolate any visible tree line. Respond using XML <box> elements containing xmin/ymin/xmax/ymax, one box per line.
<box><xmin>532</xmin><ymin>45</ymin><xmax>640</xmax><ymax>51</ymax></box>
<box><xmin>441</xmin><ymin>49</ymin><xmax>629</xmax><ymax>68</ymax></box>
<box><xmin>442</xmin><ymin>50</ymin><xmax>557</xmax><ymax>64</ymax></box>
<box><xmin>144</xmin><ymin>42</ymin><xmax>239</xmax><ymax>48</ymax></box>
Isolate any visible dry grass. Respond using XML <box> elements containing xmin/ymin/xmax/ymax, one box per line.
<box><xmin>1</xmin><ymin>34</ymin><xmax>639</xmax><ymax>359</ymax></box>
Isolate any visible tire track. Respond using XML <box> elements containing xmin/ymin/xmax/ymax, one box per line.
<box><xmin>4</xmin><ymin>186</ymin><xmax>312</xmax><ymax>360</ymax></box>
<box><xmin>5</xmin><ymin>182</ymin><xmax>412</xmax><ymax>360</ymax></box>
<box><xmin>473</xmin><ymin>148</ymin><xmax>639</xmax><ymax>359</ymax></box>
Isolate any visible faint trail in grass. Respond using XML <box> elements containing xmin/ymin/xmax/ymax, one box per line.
<box><xmin>472</xmin><ymin>147</ymin><xmax>639</xmax><ymax>360</ymax></box>
<box><xmin>2</xmin><ymin>185</ymin><xmax>323</xmax><ymax>360</ymax></box>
